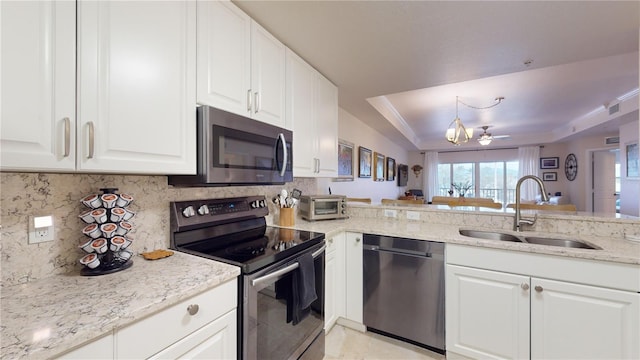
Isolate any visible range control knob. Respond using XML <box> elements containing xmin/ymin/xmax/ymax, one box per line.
<box><xmin>197</xmin><ymin>205</ymin><xmax>209</xmax><ymax>215</ymax></box>
<box><xmin>182</xmin><ymin>206</ymin><xmax>196</xmax><ymax>218</ymax></box>
<box><xmin>259</xmin><ymin>200</ymin><xmax>266</xmax><ymax>208</ymax></box>
<box><xmin>251</xmin><ymin>201</ymin><xmax>258</xmax><ymax>209</ymax></box>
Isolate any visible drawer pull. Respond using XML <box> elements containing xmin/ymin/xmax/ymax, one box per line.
<box><xmin>534</xmin><ymin>285</ymin><xmax>543</xmax><ymax>293</ymax></box>
<box><xmin>521</xmin><ymin>283</ymin><xmax>529</xmax><ymax>291</ymax></box>
<box><xmin>187</xmin><ymin>304</ymin><xmax>199</xmax><ymax>315</ymax></box>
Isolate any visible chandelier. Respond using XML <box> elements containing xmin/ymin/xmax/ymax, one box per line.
<box><xmin>445</xmin><ymin>96</ymin><xmax>504</xmax><ymax>146</ymax></box>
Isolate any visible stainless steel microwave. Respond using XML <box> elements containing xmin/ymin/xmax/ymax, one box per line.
<box><xmin>169</xmin><ymin>106</ymin><xmax>292</xmax><ymax>186</ymax></box>
<box><xmin>299</xmin><ymin>195</ymin><xmax>348</xmax><ymax>221</ymax></box>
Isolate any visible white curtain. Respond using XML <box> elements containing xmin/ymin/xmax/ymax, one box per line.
<box><xmin>518</xmin><ymin>146</ymin><xmax>540</xmax><ymax>201</ymax></box>
<box><xmin>424</xmin><ymin>151</ymin><xmax>439</xmax><ymax>202</ymax></box>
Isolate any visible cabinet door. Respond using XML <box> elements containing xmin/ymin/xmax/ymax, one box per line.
<box><xmin>344</xmin><ymin>232</ymin><xmax>363</xmax><ymax>324</ymax></box>
<box><xmin>531</xmin><ymin>278</ymin><xmax>640</xmax><ymax>359</ymax></box>
<box><xmin>446</xmin><ymin>265</ymin><xmax>530</xmax><ymax>360</ymax></box>
<box><xmin>1</xmin><ymin>1</ymin><xmax>76</xmax><ymax>171</ymax></box>
<box><xmin>287</xmin><ymin>49</ymin><xmax>317</xmax><ymax>176</ymax></box>
<box><xmin>325</xmin><ymin>243</ymin><xmax>337</xmax><ymax>331</ymax></box>
<box><xmin>196</xmin><ymin>0</ymin><xmax>251</xmax><ymax>117</ymax></box>
<box><xmin>149</xmin><ymin>310</ymin><xmax>237</xmax><ymax>360</ymax></box>
<box><xmin>250</xmin><ymin>21</ymin><xmax>286</xmax><ymax>128</ymax></box>
<box><xmin>314</xmin><ymin>74</ymin><xmax>338</xmax><ymax>177</ymax></box>
<box><xmin>77</xmin><ymin>1</ymin><xmax>196</xmax><ymax>174</ymax></box>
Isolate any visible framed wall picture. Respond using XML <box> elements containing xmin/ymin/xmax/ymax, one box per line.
<box><xmin>540</xmin><ymin>157</ymin><xmax>559</xmax><ymax>169</ymax></box>
<box><xmin>358</xmin><ymin>146</ymin><xmax>372</xmax><ymax>178</ymax></box>
<box><xmin>373</xmin><ymin>152</ymin><xmax>385</xmax><ymax>181</ymax></box>
<box><xmin>542</xmin><ymin>172</ymin><xmax>557</xmax><ymax>181</ymax></box>
<box><xmin>626</xmin><ymin>142</ymin><xmax>639</xmax><ymax>178</ymax></box>
<box><xmin>397</xmin><ymin>164</ymin><xmax>408</xmax><ymax>186</ymax></box>
<box><xmin>335</xmin><ymin>139</ymin><xmax>354</xmax><ymax>181</ymax></box>
<box><xmin>386</xmin><ymin>157</ymin><xmax>396</xmax><ymax>181</ymax></box>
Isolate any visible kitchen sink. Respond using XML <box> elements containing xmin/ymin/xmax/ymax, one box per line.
<box><xmin>459</xmin><ymin>229</ymin><xmax>601</xmax><ymax>250</ymax></box>
<box><xmin>458</xmin><ymin>229</ymin><xmax>523</xmax><ymax>242</ymax></box>
<box><xmin>524</xmin><ymin>237</ymin><xmax>601</xmax><ymax>250</ymax></box>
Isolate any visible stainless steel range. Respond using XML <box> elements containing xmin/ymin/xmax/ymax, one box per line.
<box><xmin>170</xmin><ymin>196</ymin><xmax>326</xmax><ymax>360</ymax></box>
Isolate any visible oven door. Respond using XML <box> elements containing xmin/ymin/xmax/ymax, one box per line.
<box><xmin>242</xmin><ymin>244</ymin><xmax>325</xmax><ymax>360</ymax></box>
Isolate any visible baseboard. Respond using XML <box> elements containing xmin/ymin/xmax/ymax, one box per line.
<box><xmin>336</xmin><ymin>317</ymin><xmax>366</xmax><ymax>332</ymax></box>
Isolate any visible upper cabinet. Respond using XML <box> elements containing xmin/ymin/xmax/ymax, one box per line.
<box><xmin>197</xmin><ymin>0</ymin><xmax>286</xmax><ymax>129</ymax></box>
<box><xmin>1</xmin><ymin>1</ymin><xmax>77</xmax><ymax>171</ymax></box>
<box><xmin>77</xmin><ymin>1</ymin><xmax>196</xmax><ymax>174</ymax></box>
<box><xmin>1</xmin><ymin>1</ymin><xmax>196</xmax><ymax>175</ymax></box>
<box><xmin>287</xmin><ymin>50</ymin><xmax>338</xmax><ymax>177</ymax></box>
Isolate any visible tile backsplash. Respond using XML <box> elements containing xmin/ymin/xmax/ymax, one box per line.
<box><xmin>0</xmin><ymin>172</ymin><xmax>317</xmax><ymax>286</ymax></box>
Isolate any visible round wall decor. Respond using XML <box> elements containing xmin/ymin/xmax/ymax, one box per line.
<box><xmin>565</xmin><ymin>153</ymin><xmax>578</xmax><ymax>181</ymax></box>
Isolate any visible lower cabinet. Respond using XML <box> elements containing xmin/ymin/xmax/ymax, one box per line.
<box><xmin>58</xmin><ymin>279</ymin><xmax>237</xmax><ymax>360</ymax></box>
<box><xmin>324</xmin><ymin>232</ymin><xmax>363</xmax><ymax>332</ymax></box>
<box><xmin>344</xmin><ymin>232</ymin><xmax>363</xmax><ymax>324</ymax></box>
<box><xmin>446</xmin><ymin>244</ymin><xmax>640</xmax><ymax>360</ymax></box>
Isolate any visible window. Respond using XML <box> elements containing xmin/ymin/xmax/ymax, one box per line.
<box><xmin>438</xmin><ymin>161</ymin><xmax>518</xmax><ymax>204</ymax></box>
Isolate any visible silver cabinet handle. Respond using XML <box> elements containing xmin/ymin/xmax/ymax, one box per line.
<box><xmin>247</xmin><ymin>89</ymin><xmax>252</xmax><ymax>112</ymax></box>
<box><xmin>534</xmin><ymin>285</ymin><xmax>543</xmax><ymax>292</ymax></box>
<box><xmin>87</xmin><ymin>122</ymin><xmax>95</xmax><ymax>159</ymax></box>
<box><xmin>355</xmin><ymin>237</ymin><xmax>361</xmax><ymax>242</ymax></box>
<box><xmin>328</xmin><ymin>237</ymin><xmax>334</xmax><ymax>244</ymax></box>
<box><xmin>254</xmin><ymin>92</ymin><xmax>260</xmax><ymax>113</ymax></box>
<box><xmin>187</xmin><ymin>304</ymin><xmax>199</xmax><ymax>316</ymax></box>
<box><xmin>521</xmin><ymin>283</ymin><xmax>530</xmax><ymax>291</ymax></box>
<box><xmin>63</xmin><ymin>117</ymin><xmax>71</xmax><ymax>157</ymax></box>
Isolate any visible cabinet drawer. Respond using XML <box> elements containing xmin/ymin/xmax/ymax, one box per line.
<box><xmin>116</xmin><ymin>279</ymin><xmax>237</xmax><ymax>359</ymax></box>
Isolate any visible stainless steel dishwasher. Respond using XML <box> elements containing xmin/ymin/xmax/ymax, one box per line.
<box><xmin>363</xmin><ymin>233</ymin><xmax>445</xmax><ymax>353</ymax></box>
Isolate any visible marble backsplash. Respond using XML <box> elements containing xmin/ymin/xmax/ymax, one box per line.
<box><xmin>0</xmin><ymin>173</ymin><xmax>318</xmax><ymax>286</ymax></box>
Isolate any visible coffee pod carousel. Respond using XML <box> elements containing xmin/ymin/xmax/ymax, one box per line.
<box><xmin>78</xmin><ymin>188</ymin><xmax>135</xmax><ymax>276</ymax></box>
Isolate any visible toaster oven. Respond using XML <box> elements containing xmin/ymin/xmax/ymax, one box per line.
<box><xmin>299</xmin><ymin>195</ymin><xmax>348</xmax><ymax>221</ymax></box>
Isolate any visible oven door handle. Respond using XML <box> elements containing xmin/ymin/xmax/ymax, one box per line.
<box><xmin>251</xmin><ymin>245</ymin><xmax>326</xmax><ymax>287</ymax></box>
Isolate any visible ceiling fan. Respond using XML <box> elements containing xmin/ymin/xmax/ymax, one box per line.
<box><xmin>477</xmin><ymin>126</ymin><xmax>511</xmax><ymax>146</ymax></box>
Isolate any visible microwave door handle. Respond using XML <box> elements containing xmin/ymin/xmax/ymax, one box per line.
<box><xmin>277</xmin><ymin>133</ymin><xmax>287</xmax><ymax>177</ymax></box>
<box><xmin>251</xmin><ymin>245</ymin><xmax>326</xmax><ymax>287</ymax></box>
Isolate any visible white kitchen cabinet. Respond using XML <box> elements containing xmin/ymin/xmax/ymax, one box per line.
<box><xmin>344</xmin><ymin>232</ymin><xmax>363</xmax><ymax>324</ymax></box>
<box><xmin>116</xmin><ymin>279</ymin><xmax>237</xmax><ymax>359</ymax></box>
<box><xmin>58</xmin><ymin>332</ymin><xmax>114</xmax><ymax>360</ymax></box>
<box><xmin>196</xmin><ymin>0</ymin><xmax>286</xmax><ymax>128</ymax></box>
<box><xmin>531</xmin><ymin>278</ymin><xmax>639</xmax><ymax>360</ymax></box>
<box><xmin>1</xmin><ymin>1</ymin><xmax>76</xmax><ymax>171</ymax></box>
<box><xmin>325</xmin><ymin>232</ymin><xmax>345</xmax><ymax>331</ymax></box>
<box><xmin>446</xmin><ymin>265</ymin><xmax>530</xmax><ymax>359</ymax></box>
<box><xmin>77</xmin><ymin>1</ymin><xmax>196</xmax><ymax>174</ymax></box>
<box><xmin>287</xmin><ymin>49</ymin><xmax>338</xmax><ymax>177</ymax></box>
<box><xmin>1</xmin><ymin>1</ymin><xmax>196</xmax><ymax>175</ymax></box>
<box><xmin>446</xmin><ymin>244</ymin><xmax>640</xmax><ymax>360</ymax></box>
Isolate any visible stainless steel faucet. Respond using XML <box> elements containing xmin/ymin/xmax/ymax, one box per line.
<box><xmin>513</xmin><ymin>175</ymin><xmax>549</xmax><ymax>232</ymax></box>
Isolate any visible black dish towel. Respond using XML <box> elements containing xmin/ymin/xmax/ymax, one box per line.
<box><xmin>291</xmin><ymin>252</ymin><xmax>317</xmax><ymax>325</ymax></box>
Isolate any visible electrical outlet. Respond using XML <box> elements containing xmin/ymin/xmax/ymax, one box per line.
<box><xmin>384</xmin><ymin>209</ymin><xmax>397</xmax><ymax>218</ymax></box>
<box><xmin>406</xmin><ymin>211</ymin><xmax>420</xmax><ymax>220</ymax></box>
<box><xmin>28</xmin><ymin>215</ymin><xmax>54</xmax><ymax>244</ymax></box>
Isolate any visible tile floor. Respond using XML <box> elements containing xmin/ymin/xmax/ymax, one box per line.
<box><xmin>324</xmin><ymin>325</ymin><xmax>446</xmax><ymax>360</ymax></box>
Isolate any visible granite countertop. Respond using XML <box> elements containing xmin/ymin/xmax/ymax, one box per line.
<box><xmin>286</xmin><ymin>217</ymin><xmax>640</xmax><ymax>265</ymax></box>
<box><xmin>1</xmin><ymin>252</ymin><xmax>240</xmax><ymax>359</ymax></box>
<box><xmin>3</xmin><ymin>208</ymin><xmax>639</xmax><ymax>359</ymax></box>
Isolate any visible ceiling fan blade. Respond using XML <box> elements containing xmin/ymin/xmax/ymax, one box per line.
<box><xmin>493</xmin><ymin>135</ymin><xmax>511</xmax><ymax>139</ymax></box>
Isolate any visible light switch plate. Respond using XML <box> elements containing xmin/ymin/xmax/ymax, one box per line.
<box><xmin>384</xmin><ymin>209</ymin><xmax>397</xmax><ymax>218</ymax></box>
<box><xmin>406</xmin><ymin>211</ymin><xmax>420</xmax><ymax>220</ymax></box>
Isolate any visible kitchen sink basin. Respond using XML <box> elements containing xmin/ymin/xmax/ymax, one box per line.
<box><xmin>459</xmin><ymin>229</ymin><xmax>601</xmax><ymax>250</ymax></box>
<box><xmin>523</xmin><ymin>237</ymin><xmax>601</xmax><ymax>250</ymax></box>
<box><xmin>458</xmin><ymin>229</ymin><xmax>523</xmax><ymax>242</ymax></box>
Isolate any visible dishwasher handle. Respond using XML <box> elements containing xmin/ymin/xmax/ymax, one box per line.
<box><xmin>363</xmin><ymin>244</ymin><xmax>433</xmax><ymax>258</ymax></box>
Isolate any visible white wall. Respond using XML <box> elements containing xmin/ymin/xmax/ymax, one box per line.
<box><xmin>539</xmin><ymin>142</ymin><xmax>570</xmax><ymax>200</ymax></box>
<box><xmin>619</xmin><ymin>120</ymin><xmax>640</xmax><ymax>216</ymax></box>
<box><xmin>316</xmin><ymin>108</ymin><xmax>409</xmax><ymax>203</ymax></box>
